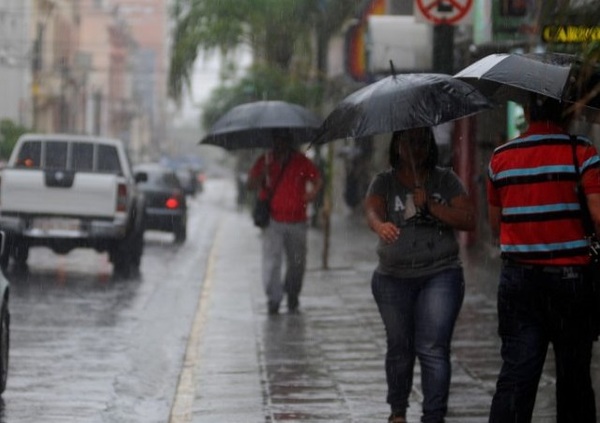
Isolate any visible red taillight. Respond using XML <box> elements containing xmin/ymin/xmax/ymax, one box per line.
<box><xmin>165</xmin><ymin>197</ymin><xmax>179</xmax><ymax>209</ymax></box>
<box><xmin>116</xmin><ymin>183</ymin><xmax>127</xmax><ymax>212</ymax></box>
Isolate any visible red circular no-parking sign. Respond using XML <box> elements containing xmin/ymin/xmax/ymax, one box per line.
<box><xmin>415</xmin><ymin>0</ymin><xmax>473</xmax><ymax>25</ymax></box>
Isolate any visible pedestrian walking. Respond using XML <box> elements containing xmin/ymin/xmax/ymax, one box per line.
<box><xmin>247</xmin><ymin>129</ymin><xmax>322</xmax><ymax>315</ymax></box>
<box><xmin>365</xmin><ymin>127</ymin><xmax>475</xmax><ymax>423</ymax></box>
<box><xmin>487</xmin><ymin>94</ymin><xmax>600</xmax><ymax>422</ymax></box>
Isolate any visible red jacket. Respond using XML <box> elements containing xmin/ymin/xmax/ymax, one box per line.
<box><xmin>249</xmin><ymin>151</ymin><xmax>320</xmax><ymax>222</ymax></box>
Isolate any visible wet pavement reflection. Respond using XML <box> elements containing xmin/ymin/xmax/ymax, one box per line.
<box><xmin>189</xmin><ymin>180</ymin><xmax>600</xmax><ymax>422</ymax></box>
<box><xmin>2</xmin><ymin>179</ymin><xmax>600</xmax><ymax>422</ymax></box>
<box><xmin>0</xmin><ymin>181</ymin><xmax>223</xmax><ymax>423</ymax></box>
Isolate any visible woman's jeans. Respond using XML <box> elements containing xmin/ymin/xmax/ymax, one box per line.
<box><xmin>489</xmin><ymin>262</ymin><xmax>596</xmax><ymax>423</ymax></box>
<box><xmin>372</xmin><ymin>268</ymin><xmax>465</xmax><ymax>423</ymax></box>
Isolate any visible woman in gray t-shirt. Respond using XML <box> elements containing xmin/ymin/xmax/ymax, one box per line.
<box><xmin>365</xmin><ymin>127</ymin><xmax>475</xmax><ymax>423</ymax></box>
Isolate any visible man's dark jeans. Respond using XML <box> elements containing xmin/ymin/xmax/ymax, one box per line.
<box><xmin>489</xmin><ymin>262</ymin><xmax>596</xmax><ymax>423</ymax></box>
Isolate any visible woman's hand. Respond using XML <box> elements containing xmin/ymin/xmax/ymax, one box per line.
<box><xmin>366</xmin><ymin>194</ymin><xmax>400</xmax><ymax>243</ymax></box>
<box><xmin>374</xmin><ymin>221</ymin><xmax>400</xmax><ymax>244</ymax></box>
<box><xmin>413</xmin><ymin>187</ymin><xmax>428</xmax><ymax>211</ymax></box>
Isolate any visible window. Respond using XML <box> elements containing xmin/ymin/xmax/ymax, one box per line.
<box><xmin>72</xmin><ymin>143</ymin><xmax>94</xmax><ymax>172</ymax></box>
<box><xmin>97</xmin><ymin>145</ymin><xmax>122</xmax><ymax>174</ymax></box>
<box><xmin>45</xmin><ymin>141</ymin><xmax>68</xmax><ymax>169</ymax></box>
<box><xmin>15</xmin><ymin>141</ymin><xmax>41</xmax><ymax>168</ymax></box>
<box><xmin>163</xmin><ymin>172</ymin><xmax>181</xmax><ymax>188</ymax></box>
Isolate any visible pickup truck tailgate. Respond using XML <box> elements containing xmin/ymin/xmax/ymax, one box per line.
<box><xmin>1</xmin><ymin>169</ymin><xmax>119</xmax><ymax>217</ymax></box>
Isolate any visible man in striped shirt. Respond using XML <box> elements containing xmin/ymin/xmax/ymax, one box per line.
<box><xmin>487</xmin><ymin>94</ymin><xmax>600</xmax><ymax>423</ymax></box>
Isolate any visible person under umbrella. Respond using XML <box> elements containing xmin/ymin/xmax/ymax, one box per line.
<box><xmin>247</xmin><ymin>129</ymin><xmax>322</xmax><ymax>315</ymax></box>
<box><xmin>487</xmin><ymin>93</ymin><xmax>600</xmax><ymax>422</ymax></box>
<box><xmin>366</xmin><ymin>127</ymin><xmax>475</xmax><ymax>423</ymax></box>
<box><xmin>312</xmin><ymin>71</ymin><xmax>487</xmax><ymax>423</ymax></box>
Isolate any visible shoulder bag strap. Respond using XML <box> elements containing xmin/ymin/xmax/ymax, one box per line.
<box><xmin>263</xmin><ymin>153</ymin><xmax>292</xmax><ymax>201</ymax></box>
<box><xmin>571</xmin><ymin>135</ymin><xmax>596</xmax><ymax>236</ymax></box>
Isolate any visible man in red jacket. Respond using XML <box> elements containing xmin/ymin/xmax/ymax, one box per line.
<box><xmin>247</xmin><ymin>129</ymin><xmax>322</xmax><ymax>315</ymax></box>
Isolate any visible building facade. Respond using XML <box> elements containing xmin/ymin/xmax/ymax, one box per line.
<box><xmin>0</xmin><ymin>0</ymin><xmax>32</xmax><ymax>125</ymax></box>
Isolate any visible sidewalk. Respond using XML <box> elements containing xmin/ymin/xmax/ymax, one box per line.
<box><xmin>187</xmin><ymin>192</ymin><xmax>600</xmax><ymax>423</ymax></box>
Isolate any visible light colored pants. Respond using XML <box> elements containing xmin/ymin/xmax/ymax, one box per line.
<box><xmin>262</xmin><ymin>220</ymin><xmax>307</xmax><ymax>307</ymax></box>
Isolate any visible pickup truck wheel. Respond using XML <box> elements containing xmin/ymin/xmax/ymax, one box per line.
<box><xmin>111</xmin><ymin>220</ymin><xmax>144</xmax><ymax>278</ymax></box>
<box><xmin>0</xmin><ymin>237</ymin><xmax>14</xmax><ymax>271</ymax></box>
<box><xmin>11</xmin><ymin>242</ymin><xmax>29</xmax><ymax>265</ymax></box>
<box><xmin>130</xmin><ymin>223</ymin><xmax>144</xmax><ymax>268</ymax></box>
<box><xmin>0</xmin><ymin>251</ymin><xmax>9</xmax><ymax>272</ymax></box>
<box><xmin>0</xmin><ymin>301</ymin><xmax>10</xmax><ymax>394</ymax></box>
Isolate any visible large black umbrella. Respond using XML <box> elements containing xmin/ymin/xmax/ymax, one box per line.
<box><xmin>454</xmin><ymin>52</ymin><xmax>600</xmax><ymax>117</ymax></box>
<box><xmin>312</xmin><ymin>73</ymin><xmax>491</xmax><ymax>144</ymax></box>
<box><xmin>200</xmin><ymin>100</ymin><xmax>322</xmax><ymax>150</ymax></box>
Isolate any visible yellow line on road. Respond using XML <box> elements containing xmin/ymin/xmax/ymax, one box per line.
<box><xmin>168</xmin><ymin>220</ymin><xmax>222</xmax><ymax>423</ymax></box>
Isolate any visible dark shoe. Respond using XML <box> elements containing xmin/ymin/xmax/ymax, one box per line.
<box><xmin>387</xmin><ymin>413</ymin><xmax>406</xmax><ymax>423</ymax></box>
<box><xmin>288</xmin><ymin>307</ymin><xmax>301</xmax><ymax>315</ymax></box>
<box><xmin>268</xmin><ymin>301</ymin><xmax>280</xmax><ymax>315</ymax></box>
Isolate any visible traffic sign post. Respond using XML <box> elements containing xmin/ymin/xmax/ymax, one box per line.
<box><xmin>414</xmin><ymin>0</ymin><xmax>474</xmax><ymax>73</ymax></box>
<box><xmin>433</xmin><ymin>24</ymin><xmax>454</xmax><ymax>74</ymax></box>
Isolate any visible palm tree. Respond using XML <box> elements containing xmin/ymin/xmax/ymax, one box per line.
<box><xmin>168</xmin><ymin>0</ymin><xmax>361</xmax><ymax>105</ymax></box>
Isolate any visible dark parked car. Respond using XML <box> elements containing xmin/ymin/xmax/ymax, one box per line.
<box><xmin>134</xmin><ymin>163</ymin><xmax>187</xmax><ymax>243</ymax></box>
<box><xmin>175</xmin><ymin>167</ymin><xmax>198</xmax><ymax>197</ymax></box>
<box><xmin>159</xmin><ymin>156</ymin><xmax>205</xmax><ymax>196</ymax></box>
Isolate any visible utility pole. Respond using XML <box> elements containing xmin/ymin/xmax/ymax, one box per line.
<box><xmin>433</xmin><ymin>23</ymin><xmax>455</xmax><ymax>74</ymax></box>
<box><xmin>316</xmin><ymin>0</ymin><xmax>332</xmax><ymax>270</ymax></box>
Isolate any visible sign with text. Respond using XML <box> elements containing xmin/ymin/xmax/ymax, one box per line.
<box><xmin>542</xmin><ymin>25</ymin><xmax>600</xmax><ymax>43</ymax></box>
<box><xmin>414</xmin><ymin>0</ymin><xmax>473</xmax><ymax>25</ymax></box>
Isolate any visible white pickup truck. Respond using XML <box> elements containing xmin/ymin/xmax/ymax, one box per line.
<box><xmin>0</xmin><ymin>134</ymin><xmax>147</xmax><ymax>277</ymax></box>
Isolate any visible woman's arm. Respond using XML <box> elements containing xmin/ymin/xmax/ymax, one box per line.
<box><xmin>365</xmin><ymin>194</ymin><xmax>400</xmax><ymax>243</ymax></box>
<box><xmin>418</xmin><ymin>189</ymin><xmax>475</xmax><ymax>231</ymax></box>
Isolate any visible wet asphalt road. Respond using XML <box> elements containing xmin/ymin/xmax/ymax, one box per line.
<box><xmin>0</xmin><ymin>180</ymin><xmax>227</xmax><ymax>422</ymax></box>
<box><xmin>1</xmin><ymin>178</ymin><xmax>600</xmax><ymax>422</ymax></box>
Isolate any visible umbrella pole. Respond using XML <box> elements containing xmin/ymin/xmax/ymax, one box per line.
<box><xmin>406</xmin><ymin>145</ymin><xmax>420</xmax><ymax>187</ymax></box>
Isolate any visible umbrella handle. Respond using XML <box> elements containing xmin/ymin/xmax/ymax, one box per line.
<box><xmin>406</xmin><ymin>146</ymin><xmax>420</xmax><ymax>187</ymax></box>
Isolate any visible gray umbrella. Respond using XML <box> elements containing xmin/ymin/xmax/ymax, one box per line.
<box><xmin>312</xmin><ymin>73</ymin><xmax>491</xmax><ymax>145</ymax></box>
<box><xmin>200</xmin><ymin>100</ymin><xmax>322</xmax><ymax>150</ymax></box>
<box><xmin>454</xmin><ymin>52</ymin><xmax>600</xmax><ymax>118</ymax></box>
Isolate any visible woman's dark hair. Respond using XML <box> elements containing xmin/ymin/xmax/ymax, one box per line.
<box><xmin>389</xmin><ymin>127</ymin><xmax>438</xmax><ymax>170</ymax></box>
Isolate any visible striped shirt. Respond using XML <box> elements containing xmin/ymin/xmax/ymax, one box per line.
<box><xmin>487</xmin><ymin>121</ymin><xmax>600</xmax><ymax>265</ymax></box>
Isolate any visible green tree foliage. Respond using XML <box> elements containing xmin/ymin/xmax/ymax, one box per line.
<box><xmin>0</xmin><ymin>119</ymin><xmax>30</xmax><ymax>160</ymax></box>
<box><xmin>168</xmin><ymin>0</ymin><xmax>361</xmax><ymax>124</ymax></box>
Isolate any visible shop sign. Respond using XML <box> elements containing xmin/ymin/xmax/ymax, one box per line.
<box><xmin>542</xmin><ymin>25</ymin><xmax>600</xmax><ymax>43</ymax></box>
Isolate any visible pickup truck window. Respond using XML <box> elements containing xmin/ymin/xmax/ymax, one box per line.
<box><xmin>72</xmin><ymin>143</ymin><xmax>94</xmax><ymax>172</ymax></box>
<box><xmin>97</xmin><ymin>145</ymin><xmax>122</xmax><ymax>174</ymax></box>
<box><xmin>16</xmin><ymin>141</ymin><xmax>41</xmax><ymax>168</ymax></box>
<box><xmin>46</xmin><ymin>141</ymin><xmax>68</xmax><ymax>170</ymax></box>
